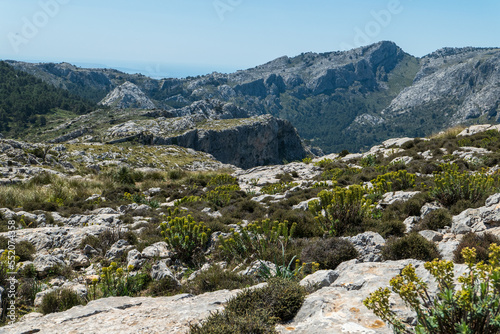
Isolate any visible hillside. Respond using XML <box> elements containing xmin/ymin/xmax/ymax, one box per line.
<box><xmin>0</xmin><ymin>62</ymin><xmax>96</xmax><ymax>137</ymax></box>
<box><xmin>6</xmin><ymin>42</ymin><xmax>500</xmax><ymax>153</ymax></box>
<box><xmin>2</xmin><ymin>123</ymin><xmax>500</xmax><ymax>332</ymax></box>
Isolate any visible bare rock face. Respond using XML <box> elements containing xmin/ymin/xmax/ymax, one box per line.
<box><xmin>100</xmin><ymin>81</ymin><xmax>156</xmax><ymax>109</ymax></box>
<box><xmin>385</xmin><ymin>47</ymin><xmax>500</xmax><ymax>124</ymax></box>
<box><xmin>277</xmin><ymin>259</ymin><xmax>467</xmax><ymax>334</ymax></box>
<box><xmin>2</xmin><ymin>291</ymin><xmax>238</xmax><ymax>334</ymax></box>
<box><xmin>105</xmin><ymin>114</ymin><xmax>309</xmax><ymax>169</ymax></box>
<box><xmin>4</xmin><ymin>260</ymin><xmax>469</xmax><ymax>334</ymax></box>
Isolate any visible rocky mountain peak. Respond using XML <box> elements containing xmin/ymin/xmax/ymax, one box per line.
<box><xmin>100</xmin><ymin>81</ymin><xmax>156</xmax><ymax>109</ymax></box>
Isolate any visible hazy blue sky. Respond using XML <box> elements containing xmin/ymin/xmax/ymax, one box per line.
<box><xmin>0</xmin><ymin>0</ymin><xmax>498</xmax><ymax>78</ymax></box>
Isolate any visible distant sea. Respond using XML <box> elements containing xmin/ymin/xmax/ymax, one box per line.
<box><xmin>1</xmin><ymin>57</ymin><xmax>241</xmax><ymax>79</ymax></box>
<box><xmin>71</xmin><ymin>61</ymin><xmax>239</xmax><ymax>79</ymax></box>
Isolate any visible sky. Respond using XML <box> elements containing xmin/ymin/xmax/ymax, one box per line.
<box><xmin>0</xmin><ymin>0</ymin><xmax>498</xmax><ymax>78</ymax></box>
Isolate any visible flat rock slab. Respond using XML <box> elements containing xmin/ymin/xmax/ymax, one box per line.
<box><xmin>2</xmin><ymin>290</ymin><xmax>237</xmax><ymax>334</ymax></box>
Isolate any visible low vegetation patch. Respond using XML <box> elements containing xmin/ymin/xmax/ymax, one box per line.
<box><xmin>189</xmin><ymin>277</ymin><xmax>306</xmax><ymax>334</ymax></box>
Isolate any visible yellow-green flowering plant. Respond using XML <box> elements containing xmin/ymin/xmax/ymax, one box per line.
<box><xmin>309</xmin><ymin>185</ymin><xmax>372</xmax><ymax>236</ymax></box>
<box><xmin>160</xmin><ymin>215</ymin><xmax>210</xmax><ymax>262</ymax></box>
<box><xmin>217</xmin><ymin>219</ymin><xmax>296</xmax><ymax>262</ymax></box>
<box><xmin>370</xmin><ymin>170</ymin><xmax>416</xmax><ymax>196</ymax></box>
<box><xmin>364</xmin><ymin>244</ymin><xmax>500</xmax><ymax>334</ymax></box>
<box><xmin>430</xmin><ymin>163</ymin><xmax>496</xmax><ymax>207</ymax></box>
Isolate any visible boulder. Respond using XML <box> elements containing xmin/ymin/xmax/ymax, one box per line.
<box><xmin>127</xmin><ymin>249</ymin><xmax>145</xmax><ymax>270</ymax></box>
<box><xmin>33</xmin><ymin>254</ymin><xmax>66</xmax><ymax>276</ymax></box>
<box><xmin>141</xmin><ymin>242</ymin><xmax>170</xmax><ymax>259</ymax></box>
<box><xmin>276</xmin><ymin>259</ymin><xmax>467</xmax><ymax>334</ymax></box>
<box><xmin>378</xmin><ymin>191</ymin><xmax>420</xmax><ymax>207</ymax></box>
<box><xmin>343</xmin><ymin>232</ymin><xmax>385</xmax><ymax>262</ymax></box>
<box><xmin>299</xmin><ymin>270</ymin><xmax>339</xmax><ymax>288</ymax></box>
<box><xmin>239</xmin><ymin>260</ymin><xmax>276</xmax><ymax>277</ymax></box>
<box><xmin>151</xmin><ymin>260</ymin><xmax>177</xmax><ymax>282</ymax></box>
<box><xmin>418</xmin><ymin>230</ymin><xmax>443</xmax><ymax>242</ymax></box>
<box><xmin>105</xmin><ymin>240</ymin><xmax>133</xmax><ymax>261</ymax></box>
<box><xmin>451</xmin><ymin>193</ymin><xmax>500</xmax><ymax>234</ymax></box>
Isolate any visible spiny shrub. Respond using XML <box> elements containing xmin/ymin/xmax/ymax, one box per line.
<box><xmin>360</xmin><ymin>154</ymin><xmax>377</xmax><ymax>167</ymax></box>
<box><xmin>147</xmin><ymin>276</ymin><xmax>180</xmax><ymax>297</ymax></box>
<box><xmin>113</xmin><ymin>167</ymin><xmax>137</xmax><ymax>185</ymax></box>
<box><xmin>189</xmin><ymin>309</ymin><xmax>277</xmax><ymax>334</ymax></box>
<box><xmin>190</xmin><ymin>277</ymin><xmax>306</xmax><ymax>333</ymax></box>
<box><xmin>453</xmin><ymin>232</ymin><xmax>500</xmax><ymax>264</ymax></box>
<box><xmin>370</xmin><ymin>170</ymin><xmax>416</xmax><ymax>195</ymax></box>
<box><xmin>364</xmin><ymin>245</ymin><xmax>500</xmax><ymax>334</ymax></box>
<box><xmin>309</xmin><ymin>185</ymin><xmax>372</xmax><ymax>236</ymax></box>
<box><xmin>40</xmin><ymin>288</ymin><xmax>85</xmax><ymax>314</ymax></box>
<box><xmin>217</xmin><ymin>219</ymin><xmax>296</xmax><ymax>262</ymax></box>
<box><xmin>300</xmin><ymin>238</ymin><xmax>358</xmax><ymax>270</ymax></box>
<box><xmin>160</xmin><ymin>215</ymin><xmax>211</xmax><ymax>262</ymax></box>
<box><xmin>414</xmin><ymin>209</ymin><xmax>452</xmax><ymax>232</ymax></box>
<box><xmin>226</xmin><ymin>277</ymin><xmax>306</xmax><ymax>322</ymax></box>
<box><xmin>16</xmin><ymin>277</ymin><xmax>41</xmax><ymax>309</ymax></box>
<box><xmin>382</xmin><ymin>233</ymin><xmax>441</xmax><ymax>262</ymax></box>
<box><xmin>431</xmin><ymin>163</ymin><xmax>496</xmax><ymax>207</ymax></box>
<box><xmin>168</xmin><ymin>169</ymin><xmax>187</xmax><ymax>180</ymax></box>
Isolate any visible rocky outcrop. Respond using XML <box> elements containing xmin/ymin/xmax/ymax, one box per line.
<box><xmin>106</xmin><ymin>114</ymin><xmax>309</xmax><ymax>169</ymax></box>
<box><xmin>277</xmin><ymin>260</ymin><xmax>467</xmax><ymax>334</ymax></box>
<box><xmin>100</xmin><ymin>81</ymin><xmax>156</xmax><ymax>109</ymax></box>
<box><xmin>2</xmin><ymin>291</ymin><xmax>238</xmax><ymax>334</ymax></box>
<box><xmin>384</xmin><ymin>47</ymin><xmax>500</xmax><ymax>125</ymax></box>
<box><xmin>4</xmin><ymin>260</ymin><xmax>469</xmax><ymax>334</ymax></box>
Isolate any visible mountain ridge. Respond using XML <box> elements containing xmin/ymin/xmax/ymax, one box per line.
<box><xmin>4</xmin><ymin>41</ymin><xmax>500</xmax><ymax>153</ymax></box>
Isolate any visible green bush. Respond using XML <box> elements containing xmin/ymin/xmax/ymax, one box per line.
<box><xmin>226</xmin><ymin>277</ymin><xmax>306</xmax><ymax>322</ymax></box>
<box><xmin>364</xmin><ymin>245</ymin><xmax>500</xmax><ymax>334</ymax></box>
<box><xmin>453</xmin><ymin>232</ymin><xmax>500</xmax><ymax>264</ymax></box>
<box><xmin>431</xmin><ymin>163</ymin><xmax>496</xmax><ymax>207</ymax></box>
<box><xmin>168</xmin><ymin>169</ymin><xmax>187</xmax><ymax>180</ymax></box>
<box><xmin>300</xmin><ymin>238</ymin><xmax>358</xmax><ymax>270</ymax></box>
<box><xmin>414</xmin><ymin>209</ymin><xmax>452</xmax><ymax>232</ymax></box>
<box><xmin>309</xmin><ymin>185</ymin><xmax>372</xmax><ymax>236</ymax></box>
<box><xmin>40</xmin><ymin>288</ymin><xmax>85</xmax><ymax>314</ymax></box>
<box><xmin>147</xmin><ymin>276</ymin><xmax>180</xmax><ymax>297</ymax></box>
<box><xmin>382</xmin><ymin>233</ymin><xmax>441</xmax><ymax>261</ymax></box>
<box><xmin>269</xmin><ymin>208</ymin><xmax>322</xmax><ymax>238</ymax></box>
<box><xmin>189</xmin><ymin>278</ymin><xmax>306</xmax><ymax>333</ymax></box>
<box><xmin>185</xmin><ymin>265</ymin><xmax>256</xmax><ymax>295</ymax></box>
<box><xmin>363</xmin><ymin>219</ymin><xmax>406</xmax><ymax>238</ymax></box>
<box><xmin>217</xmin><ymin>219</ymin><xmax>296</xmax><ymax>262</ymax></box>
<box><xmin>112</xmin><ymin>167</ymin><xmax>139</xmax><ymax>185</ymax></box>
<box><xmin>16</xmin><ymin>277</ymin><xmax>41</xmax><ymax>309</ymax></box>
<box><xmin>189</xmin><ymin>309</ymin><xmax>277</xmax><ymax>334</ymax></box>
